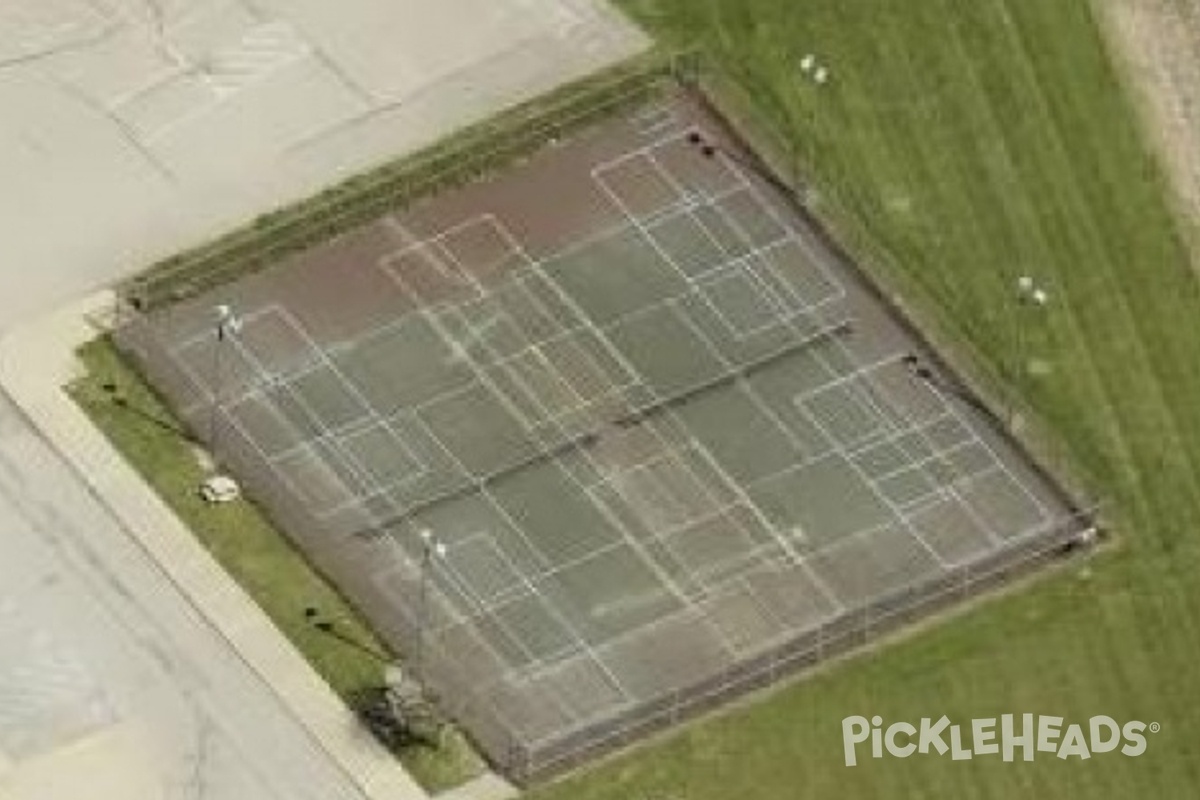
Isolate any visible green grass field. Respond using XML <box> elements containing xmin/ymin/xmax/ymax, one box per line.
<box><xmin>529</xmin><ymin>1</ymin><xmax>1200</xmax><ymax>798</ymax></box>
<box><xmin>68</xmin><ymin>340</ymin><xmax>483</xmax><ymax>793</ymax></box>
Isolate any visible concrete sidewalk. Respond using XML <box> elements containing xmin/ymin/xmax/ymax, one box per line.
<box><xmin>0</xmin><ymin>292</ymin><xmax>435</xmax><ymax>800</ymax></box>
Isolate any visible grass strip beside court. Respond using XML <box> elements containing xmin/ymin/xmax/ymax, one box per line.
<box><xmin>68</xmin><ymin>338</ymin><xmax>484</xmax><ymax>793</ymax></box>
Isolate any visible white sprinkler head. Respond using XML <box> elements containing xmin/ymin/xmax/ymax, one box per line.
<box><xmin>814</xmin><ymin>66</ymin><xmax>829</xmax><ymax>85</ymax></box>
<box><xmin>1017</xmin><ymin>275</ymin><xmax>1035</xmax><ymax>295</ymax></box>
<box><xmin>800</xmin><ymin>54</ymin><xmax>815</xmax><ymax>73</ymax></box>
<box><xmin>420</xmin><ymin>528</ymin><xmax>432</xmax><ymax>544</ymax></box>
<box><xmin>1031</xmin><ymin>288</ymin><xmax>1049</xmax><ymax>306</ymax></box>
<box><xmin>435</xmin><ymin>542</ymin><xmax>448</xmax><ymax>558</ymax></box>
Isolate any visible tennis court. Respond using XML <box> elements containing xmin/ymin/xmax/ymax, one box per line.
<box><xmin>115</xmin><ymin>89</ymin><xmax>1088</xmax><ymax>780</ymax></box>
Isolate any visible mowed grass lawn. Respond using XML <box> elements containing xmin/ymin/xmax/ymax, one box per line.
<box><xmin>531</xmin><ymin>1</ymin><xmax>1200</xmax><ymax>798</ymax></box>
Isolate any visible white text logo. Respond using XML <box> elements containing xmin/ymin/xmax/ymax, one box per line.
<box><xmin>842</xmin><ymin>715</ymin><xmax>1159</xmax><ymax>766</ymax></box>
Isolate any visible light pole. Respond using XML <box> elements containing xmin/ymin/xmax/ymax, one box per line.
<box><xmin>1011</xmin><ymin>276</ymin><xmax>1049</xmax><ymax>427</ymax></box>
<box><xmin>414</xmin><ymin>528</ymin><xmax>447</xmax><ymax>689</ymax></box>
<box><xmin>208</xmin><ymin>304</ymin><xmax>241</xmax><ymax>468</ymax></box>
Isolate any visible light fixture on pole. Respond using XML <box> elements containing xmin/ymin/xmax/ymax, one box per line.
<box><xmin>799</xmin><ymin>53</ymin><xmax>830</xmax><ymax>85</ymax></box>
<box><xmin>414</xmin><ymin>528</ymin><xmax>447</xmax><ymax>688</ymax></box>
<box><xmin>200</xmin><ymin>304</ymin><xmax>242</xmax><ymax>503</ymax></box>
<box><xmin>208</xmin><ymin>303</ymin><xmax>241</xmax><ymax>456</ymax></box>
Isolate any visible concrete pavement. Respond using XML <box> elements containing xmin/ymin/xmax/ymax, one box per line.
<box><xmin>0</xmin><ymin>0</ymin><xmax>646</xmax><ymax>327</ymax></box>
<box><xmin>0</xmin><ymin>3</ymin><xmax>644</xmax><ymax>794</ymax></box>
<box><xmin>0</xmin><ymin>295</ymin><xmax>434</xmax><ymax>799</ymax></box>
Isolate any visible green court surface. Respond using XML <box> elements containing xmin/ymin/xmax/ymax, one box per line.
<box><xmin>115</xmin><ymin>84</ymin><xmax>1085</xmax><ymax>781</ymax></box>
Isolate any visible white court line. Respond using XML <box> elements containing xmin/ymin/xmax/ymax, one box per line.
<box><xmin>171</xmin><ymin>305</ymin><xmax>329</xmax><ymax>432</ymax></box>
<box><xmin>787</xmin><ymin>379</ymin><xmax>950</xmax><ymax>567</ymax></box>
<box><xmin>168</xmin><ymin>303</ymin><xmax>325</xmax><ymax>408</ymax></box>
<box><xmin>661</xmin><ymin>144</ymin><xmax>848</xmax><ymax>313</ymax></box>
<box><xmin>417</xmin><ymin>212</ymin><xmax>519</xmax><ymax>267</ymax></box>
<box><xmin>266</xmin><ymin>306</ymin><xmax>480</xmax><ymax>518</ymax></box>
<box><xmin>510</xmin><ymin>348</ymin><xmax>589</xmax><ymax>422</ymax></box>
<box><xmin>655</xmin><ymin>182</ymin><xmax>845</xmax><ymax>322</ymax></box>
<box><xmin>167</xmin><ymin>301</ymin><xmax>284</xmax><ymax>360</ymax></box>
<box><xmin>430</xmin><ymin>212</ymin><xmax>523</xmax><ymax>276</ymax></box>
<box><xmin>590</xmin><ymin>127</ymin><xmax>700</xmax><ymax>187</ymax></box>
<box><xmin>248</xmin><ymin>136</ymin><xmax>1054</xmax><ymax>700</ymax></box>
<box><xmin>418</xmin><ymin>287</ymin><xmax>562</xmax><ymax>448</ymax></box>
<box><xmin>788</xmin><ymin>354</ymin><xmax>908</xmax><ymax>407</ymax></box>
<box><xmin>834</xmin><ymin>373</ymin><xmax>1011</xmax><ymax>547</ymax></box>
<box><xmin>808</xmin><ymin>363</ymin><xmax>1016</xmax><ymax>548</ymax></box>
<box><xmin>685</xmin><ymin>171</ymin><xmax>1041</xmax><ymax>557</ymax></box>
<box><xmin>332</xmin><ymin>416</ymin><xmax>431</xmax><ymax>494</ymax></box>
<box><xmin>176</xmin><ymin>340</ymin><xmax>329</xmax><ymax>419</ymax></box>
<box><xmin>379</xmin><ymin>239</ymin><xmax>485</xmax><ymax>307</ymax></box>
<box><xmin>609</xmin><ymin>452</ymin><xmax>712</xmax><ymax>525</ymax></box>
<box><xmin>449</xmin><ymin>275</ymin><xmax>638</xmax><ymax>430</ymax></box>
<box><xmin>420</xmin><ymin>541</ymin><xmax>574</xmax><ymax>672</ymax></box>
<box><xmin>455</xmin><ymin>539</ymin><xmax>628</xmax><ymax>628</ymax></box>
<box><xmin>221</xmin><ymin>408</ymin><xmax>351</xmax><ymax>511</ymax></box>
<box><xmin>308</xmin><ymin>357</ymin><xmax>575</xmax><ymax>521</ymax></box>
<box><xmin>478</xmin><ymin>254</ymin><xmax>1023</xmax><ymax>705</ymax></box>
<box><xmin>309</xmin><ymin>431</ymin><xmax>428</xmax><ymax>520</ymax></box>
<box><xmin>871</xmin><ymin>438</ymin><xmax>991</xmax><ymax>488</ymax></box>
<box><xmin>888</xmin><ymin>462</ymin><xmax>1008</xmax><ymax>520</ymax></box>
<box><xmin>728</xmin><ymin>575</ymin><xmax>828</xmax><ymax>654</ymax></box>
<box><xmin>699</xmin><ymin>150</ymin><xmax>1049</xmax><ymax>547</ymax></box>
<box><xmin>693</xmin><ymin>264</ymin><xmax>797</xmax><ymax>342</ymax></box>
<box><xmin>676</xmin><ymin>274</ymin><xmax>952</xmax><ymax>568</ymax></box>
<box><xmin>154</xmin><ymin>137</ymin><xmax>1065</xmax><ymax>743</ymax></box>
<box><xmin>230</xmin><ymin>344</ymin><xmax>395</xmax><ymax>505</ymax></box>
<box><xmin>686</xmin><ymin>438</ymin><xmax>845</xmax><ymax>615</ymax></box>
<box><xmin>551</xmin><ymin>455</ymin><xmax>729</xmax><ymax>655</ymax></box>
<box><xmin>494</xmin><ymin>220</ymin><xmax>845</xmax><ymax>612</ymax></box>
<box><xmin>429</xmin><ymin>528</ymin><xmax>526</xmax><ymax>609</ymax></box>
<box><xmin>241</xmin><ymin>376</ymin><xmax>379</xmax><ymax>506</ymax></box>
<box><xmin>384</xmin><ymin>220</ymin><xmax>590</xmax><ymax>444</ymax></box>
<box><xmin>593</xmin><ymin>149</ymin><xmax>837</xmax><ymax>356</ymax></box>
<box><xmin>444</xmin><ymin>492</ymin><xmax>635</xmax><ymax>702</ymax></box>
<box><xmin>242</xmin><ymin>355</ymin><xmax>391</xmax><ymax>505</ymax></box>
<box><xmin>907</xmin><ymin>374</ymin><xmax>1053</xmax><ymax>527</ymax></box>
<box><xmin>439</xmin><ymin>302</ymin><xmax>581</xmax><ymax>433</ymax></box>
<box><xmin>795</xmin><ymin>379</ymin><xmax>894</xmax><ymax>452</ymax></box>
<box><xmin>373</xmin><ymin>534</ymin><xmax>467</xmax><ymax>630</ymax></box>
<box><xmin>376</xmin><ymin>228</ymin><xmax>599</xmax><ymax>578</ymax></box>
<box><xmin>485</xmin><ymin>225</ymin><xmax>747</xmax><ymax>659</ymax></box>
<box><xmin>184</xmin><ymin>307</ymin><xmax>369</xmax><ymax>507</ymax></box>
<box><xmin>631</xmin><ymin>102</ymin><xmax>679</xmax><ymax>139</ymax></box>
<box><xmin>845</xmin><ymin>414</ymin><xmax>958</xmax><ymax>477</ymax></box>
<box><xmin>597</xmin><ymin>446</ymin><xmax>769</xmax><ymax>587</ymax></box>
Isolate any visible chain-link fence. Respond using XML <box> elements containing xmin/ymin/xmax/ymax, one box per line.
<box><xmin>108</xmin><ymin>50</ymin><xmax>1103</xmax><ymax>787</ymax></box>
<box><xmin>117</xmin><ymin>49</ymin><xmax>697</xmax><ymax>313</ymax></box>
<box><xmin>499</xmin><ymin>508</ymin><xmax>1096</xmax><ymax>782</ymax></box>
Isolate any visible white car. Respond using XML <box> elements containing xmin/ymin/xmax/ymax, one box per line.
<box><xmin>199</xmin><ymin>474</ymin><xmax>240</xmax><ymax>504</ymax></box>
